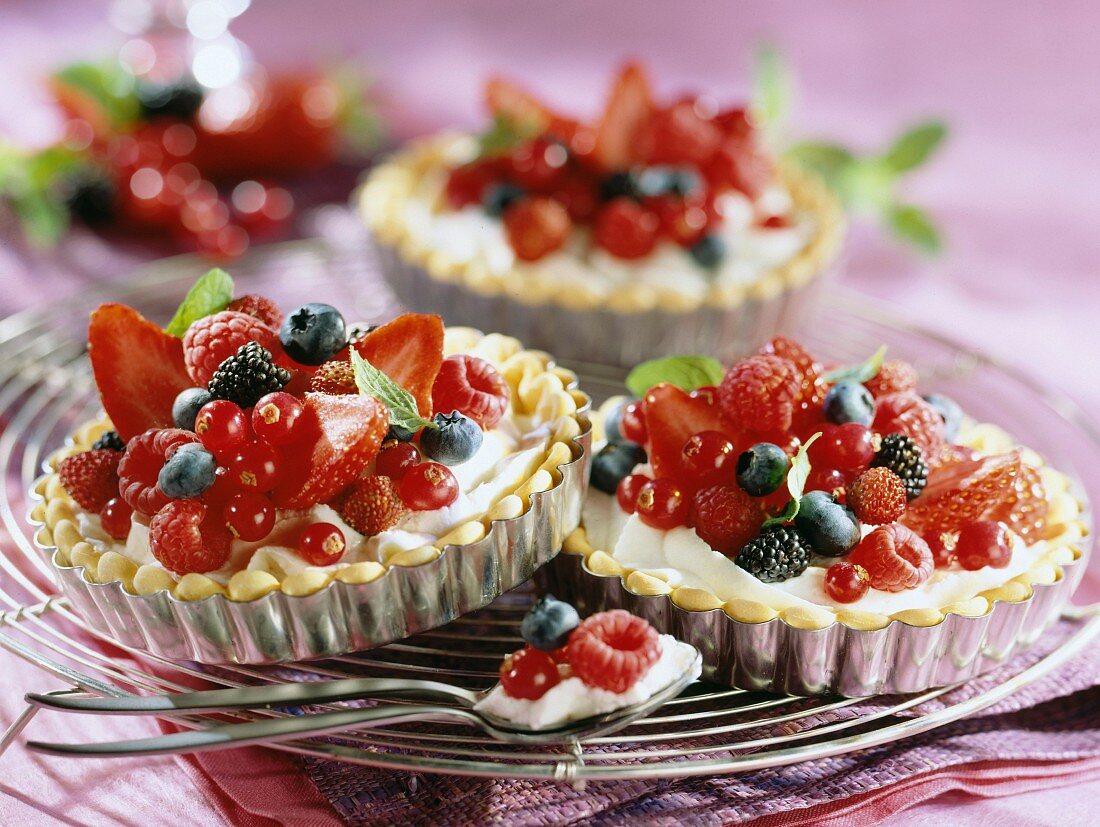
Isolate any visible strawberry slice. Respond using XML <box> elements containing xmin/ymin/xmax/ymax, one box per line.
<box><xmin>594</xmin><ymin>61</ymin><xmax>654</xmax><ymax>171</ymax></box>
<box><xmin>643</xmin><ymin>383</ymin><xmax>738</xmax><ymax>480</ymax></box>
<box><xmin>88</xmin><ymin>304</ymin><xmax>194</xmax><ymax>441</ymax></box>
<box><xmin>271</xmin><ymin>392</ymin><xmax>388</xmax><ymax>509</ymax></box>
<box><xmin>484</xmin><ymin>76</ymin><xmax>581</xmax><ymax>143</ymax></box>
<box><xmin>350</xmin><ymin>314</ymin><xmax>444</xmax><ymax>417</ymax></box>
<box><xmin>903</xmin><ymin>450</ymin><xmax>1022</xmax><ymax>537</ymax></box>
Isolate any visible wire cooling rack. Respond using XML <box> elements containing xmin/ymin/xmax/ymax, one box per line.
<box><xmin>0</xmin><ymin>237</ymin><xmax>1097</xmax><ymax>781</ymax></box>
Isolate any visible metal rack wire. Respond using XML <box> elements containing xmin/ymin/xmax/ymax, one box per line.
<box><xmin>0</xmin><ymin>238</ymin><xmax>1096</xmax><ymax>780</ymax></box>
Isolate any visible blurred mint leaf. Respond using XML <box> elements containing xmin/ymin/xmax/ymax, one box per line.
<box><xmin>784</xmin><ymin>141</ymin><xmax>855</xmax><ymax>187</ymax></box>
<box><xmin>11</xmin><ymin>188</ymin><xmax>69</xmax><ymax>247</ymax></box>
<box><xmin>625</xmin><ymin>355</ymin><xmax>724</xmax><ymax>398</ymax></box>
<box><xmin>887</xmin><ymin>204</ymin><xmax>942</xmax><ymax>254</ymax></box>
<box><xmin>836</xmin><ymin>159</ymin><xmax>895</xmax><ymax>215</ymax></box>
<box><xmin>351</xmin><ymin>349</ymin><xmax>436</xmax><ymax>433</ymax></box>
<box><xmin>165</xmin><ymin>269</ymin><xmax>234</xmax><ymax>337</ymax></box>
<box><xmin>763</xmin><ymin>432</ymin><xmax>820</xmax><ymax>527</ymax></box>
<box><xmin>51</xmin><ymin>61</ymin><xmax>140</xmax><ymax>131</ymax></box>
<box><xmin>752</xmin><ymin>43</ymin><xmax>795</xmax><ymax>141</ymax></box>
<box><xmin>882</xmin><ymin>121</ymin><xmax>947</xmax><ymax>174</ymax></box>
<box><xmin>825</xmin><ymin>345</ymin><xmax>887</xmax><ymax>384</ymax></box>
<box><xmin>328</xmin><ymin>65</ymin><xmax>384</xmax><ymax>157</ymax></box>
<box><xmin>478</xmin><ymin>114</ymin><xmax>540</xmax><ymax>157</ymax></box>
<box><xmin>0</xmin><ymin>142</ymin><xmax>87</xmax><ymax>248</ymax></box>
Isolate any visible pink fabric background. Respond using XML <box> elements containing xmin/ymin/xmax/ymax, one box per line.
<box><xmin>1</xmin><ymin>1</ymin><xmax>1097</xmax><ymax>824</ymax></box>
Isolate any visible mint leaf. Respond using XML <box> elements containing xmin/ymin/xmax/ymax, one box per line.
<box><xmin>887</xmin><ymin>203</ymin><xmax>942</xmax><ymax>254</ymax></box>
<box><xmin>51</xmin><ymin>61</ymin><xmax>140</xmax><ymax>131</ymax></box>
<box><xmin>882</xmin><ymin>121</ymin><xmax>947</xmax><ymax>174</ymax></box>
<box><xmin>478</xmin><ymin>114</ymin><xmax>541</xmax><ymax>157</ymax></box>
<box><xmin>12</xmin><ymin>188</ymin><xmax>69</xmax><ymax>248</ymax></box>
<box><xmin>752</xmin><ymin>42</ymin><xmax>795</xmax><ymax>141</ymax></box>
<box><xmin>625</xmin><ymin>355</ymin><xmax>725</xmax><ymax>398</ymax></box>
<box><xmin>165</xmin><ymin>268</ymin><xmax>234</xmax><ymax>337</ymax></box>
<box><xmin>784</xmin><ymin>141</ymin><xmax>855</xmax><ymax>187</ymax></box>
<box><xmin>824</xmin><ymin>345</ymin><xmax>887</xmax><ymax>384</ymax></box>
<box><xmin>351</xmin><ymin>349</ymin><xmax>436</xmax><ymax>433</ymax></box>
<box><xmin>763</xmin><ymin>432</ymin><xmax>820</xmax><ymax>527</ymax></box>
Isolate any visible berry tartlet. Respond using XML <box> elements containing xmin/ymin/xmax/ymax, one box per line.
<box><xmin>359</xmin><ymin>62</ymin><xmax>844</xmax><ymax>367</ymax></box>
<box><xmin>542</xmin><ymin>339</ymin><xmax>1090</xmax><ymax>695</ymax></box>
<box><xmin>29</xmin><ymin>270</ymin><xmax>591</xmax><ymax>663</ymax></box>
<box><xmin>475</xmin><ymin>596</ymin><xmax>701</xmax><ymax>730</ymax></box>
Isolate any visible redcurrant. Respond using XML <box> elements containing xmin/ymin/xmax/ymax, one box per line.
<box><xmin>508</xmin><ymin>137</ymin><xmax>569</xmax><ymax>191</ymax></box>
<box><xmin>227</xmin><ymin>441</ymin><xmax>281</xmax><ymax>492</ymax></box>
<box><xmin>251</xmin><ymin>392</ymin><xmax>304</xmax><ymax>446</ymax></box>
<box><xmin>812</xmin><ymin>423</ymin><xmax>874</xmax><ymax>473</ymax></box>
<box><xmin>927</xmin><ymin>532</ymin><xmax>958</xmax><ymax>568</ymax></box>
<box><xmin>374</xmin><ymin>441</ymin><xmax>421</xmax><ymax>480</ymax></box>
<box><xmin>499</xmin><ymin>646</ymin><xmax>561</xmax><ymax>700</ymax></box>
<box><xmin>297</xmin><ymin>522</ymin><xmax>347</xmax><ymax>566</ymax></box>
<box><xmin>593</xmin><ymin>198</ymin><xmax>660</xmax><ymax>259</ymax></box>
<box><xmin>195</xmin><ymin>400</ymin><xmax>250</xmax><ymax>459</ymax></box>
<box><xmin>824</xmin><ymin>562</ymin><xmax>870</xmax><ymax>603</ymax></box>
<box><xmin>805</xmin><ymin>467</ymin><xmax>847</xmax><ymax>497</ymax></box>
<box><xmin>635</xmin><ymin>478</ymin><xmax>689</xmax><ymax>530</ymax></box>
<box><xmin>616</xmin><ymin>473</ymin><xmax>650</xmax><ymax>514</ymax></box>
<box><xmin>620</xmin><ymin>400</ymin><xmax>648</xmax><ymax>444</ymax></box>
<box><xmin>680</xmin><ymin>431</ymin><xmax>737</xmax><ymax>490</ymax></box>
<box><xmin>224</xmin><ymin>491</ymin><xmax>276</xmax><ymax>542</ymax></box>
<box><xmin>398</xmin><ymin>462</ymin><xmax>460</xmax><ymax>510</ymax></box>
<box><xmin>99</xmin><ymin>497</ymin><xmax>133</xmax><ymax>540</ymax></box>
<box><xmin>955</xmin><ymin>521</ymin><xmax>1012</xmax><ymax>571</ymax></box>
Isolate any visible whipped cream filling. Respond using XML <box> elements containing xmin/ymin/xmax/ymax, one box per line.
<box><xmin>78</xmin><ymin>409</ymin><xmax>555</xmax><ymax>585</ymax></box>
<box><xmin>582</xmin><ymin>490</ymin><xmax>1048</xmax><ymax>615</ymax></box>
<box><xmin>405</xmin><ymin>138</ymin><xmax>814</xmax><ymax>300</ymax></box>
<box><xmin>474</xmin><ymin>635</ymin><xmax>700</xmax><ymax>730</ymax></box>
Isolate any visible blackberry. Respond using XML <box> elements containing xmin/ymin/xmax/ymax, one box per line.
<box><xmin>871</xmin><ymin>433</ymin><xmax>928</xmax><ymax>500</ymax></box>
<box><xmin>92</xmin><ymin>430</ymin><xmax>126</xmax><ymax>452</ymax></box>
<box><xmin>61</xmin><ymin>171</ymin><xmax>116</xmax><ymax>227</ymax></box>
<box><xmin>735</xmin><ymin>525</ymin><xmax>814</xmax><ymax>583</ymax></box>
<box><xmin>136</xmin><ymin>78</ymin><xmax>204</xmax><ymax>120</ymax></box>
<box><xmin>207</xmin><ymin>342</ymin><xmax>291</xmax><ymax>408</ymax></box>
<box><xmin>346</xmin><ymin>324</ymin><xmax>377</xmax><ymax>346</ymax></box>
<box><xmin>599</xmin><ymin>171</ymin><xmax>642</xmax><ymax>201</ymax></box>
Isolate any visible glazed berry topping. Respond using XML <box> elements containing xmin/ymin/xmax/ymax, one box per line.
<box><xmin>955</xmin><ymin>520</ymin><xmax>1013</xmax><ymax>570</ymax></box>
<box><xmin>616</xmin><ymin>473</ymin><xmax>650</xmax><ymax>514</ymax></box>
<box><xmin>157</xmin><ymin>443</ymin><xmax>217</xmax><ymax>500</ymax></box>
<box><xmin>99</xmin><ymin>497</ymin><xmax>133</xmax><ymax>540</ymax></box>
<box><xmin>279</xmin><ymin>303</ymin><xmax>347</xmax><ymax>366</ymax></box>
<box><xmin>619</xmin><ymin>400</ymin><xmax>648</xmax><ymax>444</ymax></box>
<box><xmin>502</xmin><ymin>196</ymin><xmax>572</xmax><ymax>261</ymax></box>
<box><xmin>987</xmin><ymin>464</ymin><xmax>1048</xmax><ymax>538</ymax></box>
<box><xmin>226</xmin><ymin>441</ymin><xmax>281</xmax><ymax>492</ymax></box>
<box><xmin>374</xmin><ymin>441</ymin><xmax>421</xmax><ymax>480</ymax></box>
<box><xmin>194</xmin><ymin>399</ymin><xmax>250</xmax><ymax>460</ymax></box>
<box><xmin>680</xmin><ymin>431</ymin><xmax>737</xmax><ymax>490</ymax></box>
<box><xmin>338</xmin><ymin>476</ymin><xmax>407</xmax><ymax>536</ymax></box>
<box><xmin>223</xmin><ymin>491</ymin><xmax>276</xmax><ymax>542</ymax></box>
<box><xmin>735</xmin><ymin>442</ymin><xmax>790</xmax><ymax>497</ymax></box>
<box><xmin>183</xmin><ymin>310</ymin><xmax>278</xmax><ymax>386</ymax></box>
<box><xmin>593</xmin><ymin>198</ymin><xmax>660</xmax><ymax>259</ymax></box>
<box><xmin>566</xmin><ymin>610</ymin><xmax>661</xmax><ymax>694</ymax></box>
<box><xmin>148</xmin><ymin>499</ymin><xmax>232</xmax><ymax>575</ymax></box>
<box><xmin>431</xmin><ymin>354</ymin><xmax>510</xmax><ymax>429</ymax></box>
<box><xmin>172</xmin><ymin>387</ymin><xmax>214</xmax><ymax>431</ymax></box>
<box><xmin>902</xmin><ymin>450</ymin><xmax>1021</xmax><ymax>536</ymax></box>
<box><xmin>634</xmin><ymin>478</ymin><xmax>689</xmax><ymax>530</ymax></box>
<box><xmin>297</xmin><ymin>522</ymin><xmax>347</xmax><ymax>566</ymax></box>
<box><xmin>521</xmin><ymin>595</ymin><xmax>581</xmax><ymax>651</ymax></box>
<box><xmin>499</xmin><ymin>646</ymin><xmax>561</xmax><ymax>700</ymax></box>
<box><xmin>718</xmin><ymin>353</ymin><xmax>800</xmax><ymax>434</ymax></box>
<box><xmin>690</xmin><ymin>483</ymin><xmax>764</xmax><ymax>555</ymax></box>
<box><xmin>793</xmin><ymin>490</ymin><xmax>861</xmax><ymax>557</ymax></box>
<box><xmin>251</xmin><ymin>392</ymin><xmax>305</xmax><ymax>446</ymax></box>
<box><xmin>864</xmin><ymin>359</ymin><xmax>919</xmax><ymax>399</ymax></box>
<box><xmin>735</xmin><ymin>525</ymin><xmax>814</xmax><ymax>583</ymax></box>
<box><xmin>822</xmin><ymin>380</ymin><xmax>876</xmax><ymax>427</ymax></box>
<box><xmin>118</xmin><ymin>428</ymin><xmax>201</xmax><ymax>516</ymax></box>
<box><xmin>58</xmin><ymin>449</ymin><xmax>122</xmax><ymax>512</ymax></box>
<box><xmin>871</xmin><ymin>433</ymin><xmax>928</xmax><ymax>500</ymax></box>
<box><xmin>398</xmin><ymin>461</ymin><xmax>460</xmax><ymax>511</ymax></box>
<box><xmin>848</xmin><ymin>523</ymin><xmax>933</xmax><ymax>592</ymax></box>
<box><xmin>847</xmin><ymin>467</ymin><xmax>908</xmax><ymax>526</ymax></box>
<box><xmin>591</xmin><ymin>441</ymin><xmax>648</xmax><ymax>496</ymax></box>
<box><xmin>419</xmin><ymin>411</ymin><xmax>484</xmax><ymax>466</ymax></box>
<box><xmin>824</xmin><ymin>561</ymin><xmax>871</xmax><ymax>603</ymax></box>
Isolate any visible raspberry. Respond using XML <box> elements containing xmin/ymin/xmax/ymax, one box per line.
<box><xmin>227</xmin><ymin>294</ymin><xmax>283</xmax><ymax>329</ymax></box>
<box><xmin>431</xmin><ymin>355</ymin><xmax>510</xmax><ymax>429</ymax></box>
<box><xmin>182</xmin><ymin>310</ymin><xmax>278</xmax><ymax>386</ymax></box>
<box><xmin>985</xmin><ymin>463</ymin><xmax>1048</xmax><ymax>538</ymax></box>
<box><xmin>848</xmin><ymin>467</ymin><xmax>907</xmax><ymax>525</ymax></box>
<box><xmin>338</xmin><ymin>476</ymin><xmax>408</xmax><ymax>536</ymax></box>
<box><xmin>566</xmin><ymin>610</ymin><xmax>661</xmax><ymax>694</ymax></box>
<box><xmin>503</xmin><ymin>196</ymin><xmax>572</xmax><ymax>261</ymax></box>
<box><xmin>760</xmin><ymin>337</ymin><xmax>826</xmax><ymax>416</ymax></box>
<box><xmin>848</xmin><ymin>523</ymin><xmax>933</xmax><ymax>592</ymax></box>
<box><xmin>735</xmin><ymin>525</ymin><xmax>814</xmax><ymax>583</ymax></box>
<box><xmin>690</xmin><ymin>484</ymin><xmax>764</xmax><ymax>555</ymax></box>
<box><xmin>309</xmin><ymin>359</ymin><xmax>357</xmax><ymax>395</ymax></box>
<box><xmin>717</xmin><ymin>354</ymin><xmax>800</xmax><ymax>433</ymax></box>
<box><xmin>58</xmin><ymin>449</ymin><xmax>122</xmax><ymax>511</ymax></box>
<box><xmin>872</xmin><ymin>392</ymin><xmax>945</xmax><ymax>462</ymax></box>
<box><xmin>903</xmin><ymin>450</ymin><xmax>1022</xmax><ymax>537</ymax></box>
<box><xmin>118</xmin><ymin>429</ymin><xmax>201</xmax><ymax>516</ymax></box>
<box><xmin>148</xmin><ymin>499</ymin><xmax>232</xmax><ymax>574</ymax></box>
<box><xmin>864</xmin><ymin>359</ymin><xmax>919</xmax><ymax>398</ymax></box>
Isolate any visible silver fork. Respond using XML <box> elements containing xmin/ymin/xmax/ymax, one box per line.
<box><xmin>25</xmin><ymin>650</ymin><xmax>702</xmax><ymax>755</ymax></box>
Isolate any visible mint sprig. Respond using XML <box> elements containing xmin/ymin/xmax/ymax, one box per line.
<box><xmin>763</xmin><ymin>432</ymin><xmax>820</xmax><ymax>527</ymax></box>
<box><xmin>51</xmin><ymin>61</ymin><xmax>140</xmax><ymax>132</ymax></box>
<box><xmin>751</xmin><ymin>42</ymin><xmax>795</xmax><ymax>144</ymax></box>
<box><xmin>824</xmin><ymin>345</ymin><xmax>887</xmax><ymax>384</ymax></box>
<box><xmin>351</xmin><ymin>349</ymin><xmax>436</xmax><ymax>433</ymax></box>
<box><xmin>478</xmin><ymin>114</ymin><xmax>541</xmax><ymax>157</ymax></box>
<box><xmin>165</xmin><ymin>268</ymin><xmax>234</xmax><ymax>337</ymax></box>
<box><xmin>625</xmin><ymin>355</ymin><xmax>725</xmax><ymax>398</ymax></box>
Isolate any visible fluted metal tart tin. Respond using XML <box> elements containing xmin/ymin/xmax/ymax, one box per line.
<box><xmin>29</xmin><ymin>421</ymin><xmax>591</xmax><ymax>665</ymax></box>
<box><xmin>538</xmin><ymin>543</ymin><xmax>1090</xmax><ymax>697</ymax></box>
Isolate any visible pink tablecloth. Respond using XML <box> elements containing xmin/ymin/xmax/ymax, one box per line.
<box><xmin>1</xmin><ymin>1</ymin><xmax>1097</xmax><ymax>824</ymax></box>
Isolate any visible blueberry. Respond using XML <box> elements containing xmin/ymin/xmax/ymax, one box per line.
<box><xmin>638</xmin><ymin>166</ymin><xmax>702</xmax><ymax>198</ymax></box>
<box><xmin>602</xmin><ymin>398</ymin><xmax>632</xmax><ymax>444</ymax></box>
<box><xmin>736</xmin><ymin>443</ymin><xmax>790</xmax><ymax>496</ymax></box>
<box><xmin>794</xmin><ymin>490</ymin><xmax>861</xmax><ymax>557</ymax></box>
<box><xmin>521</xmin><ymin>594</ymin><xmax>580</xmax><ymax>651</ymax></box>
<box><xmin>591</xmin><ymin>441</ymin><xmax>647</xmax><ymax>495</ymax></box>
<box><xmin>482</xmin><ymin>183</ymin><xmax>526</xmax><ymax>217</ymax></box>
<box><xmin>386</xmin><ymin>424</ymin><xmax>416</xmax><ymax>443</ymax></box>
<box><xmin>923</xmin><ymin>393</ymin><xmax>963</xmax><ymax>441</ymax></box>
<box><xmin>172</xmin><ymin>387</ymin><xmax>213</xmax><ymax>431</ymax></box>
<box><xmin>599</xmin><ymin>170</ymin><xmax>642</xmax><ymax>201</ymax></box>
<box><xmin>157</xmin><ymin>444</ymin><xmax>217</xmax><ymax>499</ymax></box>
<box><xmin>420</xmin><ymin>411</ymin><xmax>483</xmax><ymax>465</ymax></box>
<box><xmin>823</xmin><ymin>381</ymin><xmax>876</xmax><ymax>426</ymax></box>
<box><xmin>689</xmin><ymin>234</ymin><xmax>726</xmax><ymax>270</ymax></box>
<box><xmin>280</xmin><ymin>303</ymin><xmax>347</xmax><ymax>366</ymax></box>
